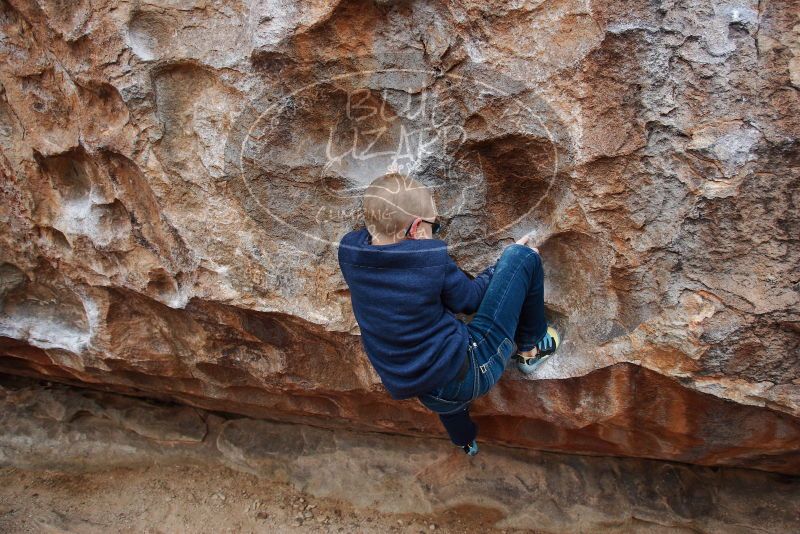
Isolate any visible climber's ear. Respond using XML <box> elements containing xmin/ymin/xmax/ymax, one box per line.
<box><xmin>405</xmin><ymin>217</ymin><xmax>422</xmax><ymax>239</ymax></box>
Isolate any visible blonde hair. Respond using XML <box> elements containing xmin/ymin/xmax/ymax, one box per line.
<box><xmin>363</xmin><ymin>173</ymin><xmax>436</xmax><ymax>238</ymax></box>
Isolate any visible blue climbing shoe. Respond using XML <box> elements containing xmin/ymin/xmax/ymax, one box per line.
<box><xmin>460</xmin><ymin>439</ymin><xmax>479</xmax><ymax>456</ymax></box>
<box><xmin>516</xmin><ymin>326</ymin><xmax>560</xmax><ymax>375</ymax></box>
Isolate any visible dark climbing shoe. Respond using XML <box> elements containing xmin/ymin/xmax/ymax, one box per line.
<box><xmin>516</xmin><ymin>326</ymin><xmax>560</xmax><ymax>375</ymax></box>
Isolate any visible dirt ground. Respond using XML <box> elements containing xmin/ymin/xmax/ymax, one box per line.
<box><xmin>0</xmin><ymin>462</ymin><xmax>519</xmax><ymax>534</ymax></box>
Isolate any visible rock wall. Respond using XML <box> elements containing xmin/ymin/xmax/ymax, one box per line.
<box><xmin>0</xmin><ymin>0</ymin><xmax>798</xmax><ymax>473</ymax></box>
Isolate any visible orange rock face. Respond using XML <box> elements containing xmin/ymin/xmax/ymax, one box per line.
<box><xmin>0</xmin><ymin>0</ymin><xmax>798</xmax><ymax>473</ymax></box>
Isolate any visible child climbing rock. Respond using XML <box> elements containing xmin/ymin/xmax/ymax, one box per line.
<box><xmin>337</xmin><ymin>173</ymin><xmax>560</xmax><ymax>456</ymax></box>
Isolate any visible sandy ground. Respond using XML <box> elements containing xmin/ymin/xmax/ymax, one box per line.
<box><xmin>0</xmin><ymin>462</ymin><xmax>517</xmax><ymax>534</ymax></box>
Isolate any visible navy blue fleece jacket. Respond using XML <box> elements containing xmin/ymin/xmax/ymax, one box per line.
<box><xmin>338</xmin><ymin>227</ymin><xmax>495</xmax><ymax>400</ymax></box>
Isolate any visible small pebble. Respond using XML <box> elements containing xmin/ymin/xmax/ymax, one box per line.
<box><xmin>430</xmin><ymin>524</ymin><xmax>437</xmax><ymax>531</ymax></box>
<box><xmin>303</xmin><ymin>510</ymin><xmax>314</xmax><ymax>519</ymax></box>
<box><xmin>256</xmin><ymin>511</ymin><xmax>269</xmax><ymax>520</ymax></box>
<box><xmin>397</xmin><ymin>519</ymin><xmax>404</xmax><ymax>526</ymax></box>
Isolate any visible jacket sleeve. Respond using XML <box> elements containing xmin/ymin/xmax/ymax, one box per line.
<box><xmin>441</xmin><ymin>256</ymin><xmax>496</xmax><ymax>315</ymax></box>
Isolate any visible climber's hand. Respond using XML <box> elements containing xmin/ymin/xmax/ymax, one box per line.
<box><xmin>515</xmin><ymin>233</ymin><xmax>540</xmax><ymax>254</ymax></box>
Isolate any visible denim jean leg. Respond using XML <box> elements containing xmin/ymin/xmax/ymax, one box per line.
<box><xmin>513</xmin><ymin>250</ymin><xmax>547</xmax><ymax>352</ymax></box>
<box><xmin>437</xmin><ymin>405</ymin><xmax>478</xmax><ymax>447</ymax></box>
<box><xmin>441</xmin><ymin>342</ymin><xmax>482</xmax><ymax>445</ymax></box>
<box><xmin>468</xmin><ymin>337</ymin><xmax>514</xmax><ymax>397</ymax></box>
<box><xmin>428</xmin><ymin>246</ymin><xmax>547</xmax><ymax>443</ymax></box>
<box><xmin>466</xmin><ymin>244</ymin><xmax>546</xmax><ymax>396</ymax></box>
<box><xmin>415</xmin><ymin>343</ymin><xmax>482</xmax><ymax>446</ymax></box>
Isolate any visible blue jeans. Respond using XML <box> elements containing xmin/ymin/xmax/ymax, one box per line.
<box><xmin>416</xmin><ymin>244</ymin><xmax>547</xmax><ymax>446</ymax></box>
